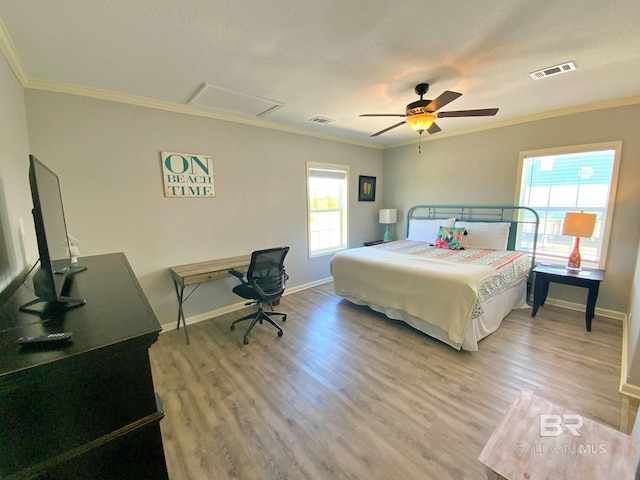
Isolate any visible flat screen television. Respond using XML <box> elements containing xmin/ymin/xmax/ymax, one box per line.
<box><xmin>20</xmin><ymin>155</ymin><xmax>86</xmax><ymax>313</ymax></box>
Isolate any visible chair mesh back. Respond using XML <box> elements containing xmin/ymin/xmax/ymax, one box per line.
<box><xmin>247</xmin><ymin>247</ymin><xmax>290</xmax><ymax>298</ymax></box>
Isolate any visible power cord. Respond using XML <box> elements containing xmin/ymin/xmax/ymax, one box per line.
<box><xmin>20</xmin><ymin>259</ymin><xmax>40</xmax><ymax>286</ymax></box>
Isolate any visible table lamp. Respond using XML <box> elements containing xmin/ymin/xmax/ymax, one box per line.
<box><xmin>379</xmin><ymin>208</ymin><xmax>397</xmax><ymax>243</ymax></box>
<box><xmin>561</xmin><ymin>211</ymin><xmax>596</xmax><ymax>271</ymax></box>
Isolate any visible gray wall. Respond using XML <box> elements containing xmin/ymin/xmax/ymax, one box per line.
<box><xmin>22</xmin><ymin>90</ymin><xmax>384</xmax><ymax>326</ymax></box>
<box><xmin>0</xmin><ymin>52</ymin><xmax>34</xmax><ymax>291</ymax></box>
<box><xmin>383</xmin><ymin>104</ymin><xmax>640</xmax><ymax>315</ymax></box>
<box><xmin>3</xmin><ymin>45</ymin><xmax>639</xmax><ymax>341</ymax></box>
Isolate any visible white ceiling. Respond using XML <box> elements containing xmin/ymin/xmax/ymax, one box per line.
<box><xmin>1</xmin><ymin>0</ymin><xmax>639</xmax><ymax>147</ymax></box>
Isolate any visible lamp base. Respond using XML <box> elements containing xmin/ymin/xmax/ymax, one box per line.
<box><xmin>383</xmin><ymin>225</ymin><xmax>391</xmax><ymax>243</ymax></box>
<box><xmin>567</xmin><ymin>236</ymin><xmax>582</xmax><ymax>271</ymax></box>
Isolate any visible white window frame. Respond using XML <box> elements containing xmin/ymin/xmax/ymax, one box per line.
<box><xmin>514</xmin><ymin>141</ymin><xmax>621</xmax><ymax>269</ymax></box>
<box><xmin>306</xmin><ymin>162</ymin><xmax>349</xmax><ymax>258</ymax></box>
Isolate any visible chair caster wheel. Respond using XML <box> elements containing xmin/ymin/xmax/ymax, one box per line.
<box><xmin>230</xmin><ymin>325</ymin><xmax>235</xmax><ymax>331</ymax></box>
<box><xmin>282</xmin><ymin>315</ymin><xmax>287</xmax><ymax>322</ymax></box>
<box><xmin>243</xmin><ymin>337</ymin><xmax>249</xmax><ymax>345</ymax></box>
<box><xmin>278</xmin><ymin>331</ymin><xmax>283</xmax><ymax>337</ymax></box>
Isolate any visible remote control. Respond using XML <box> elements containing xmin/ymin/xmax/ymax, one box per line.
<box><xmin>17</xmin><ymin>332</ymin><xmax>73</xmax><ymax>345</ymax></box>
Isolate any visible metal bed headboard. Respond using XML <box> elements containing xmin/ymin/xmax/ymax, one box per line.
<box><xmin>406</xmin><ymin>205</ymin><xmax>540</xmax><ymax>270</ymax></box>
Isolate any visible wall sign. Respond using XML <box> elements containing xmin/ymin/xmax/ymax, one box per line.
<box><xmin>161</xmin><ymin>151</ymin><xmax>214</xmax><ymax>198</ymax></box>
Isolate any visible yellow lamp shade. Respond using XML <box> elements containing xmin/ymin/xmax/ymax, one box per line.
<box><xmin>561</xmin><ymin>211</ymin><xmax>596</xmax><ymax>270</ymax></box>
<box><xmin>562</xmin><ymin>211</ymin><xmax>596</xmax><ymax>238</ymax></box>
<box><xmin>405</xmin><ymin>113</ymin><xmax>437</xmax><ymax>133</ymax></box>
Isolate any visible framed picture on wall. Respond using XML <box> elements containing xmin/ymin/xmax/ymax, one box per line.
<box><xmin>358</xmin><ymin>175</ymin><xmax>376</xmax><ymax>201</ymax></box>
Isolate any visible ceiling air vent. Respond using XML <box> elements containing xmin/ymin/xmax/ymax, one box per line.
<box><xmin>309</xmin><ymin>116</ymin><xmax>334</xmax><ymax>124</ymax></box>
<box><xmin>529</xmin><ymin>61</ymin><xmax>576</xmax><ymax>80</ymax></box>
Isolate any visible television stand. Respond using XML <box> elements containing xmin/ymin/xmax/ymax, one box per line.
<box><xmin>20</xmin><ymin>264</ymin><xmax>88</xmax><ymax>314</ymax></box>
<box><xmin>68</xmin><ymin>264</ymin><xmax>87</xmax><ymax>274</ymax></box>
<box><xmin>1</xmin><ymin>252</ymin><xmax>168</xmax><ymax>479</ymax></box>
<box><xmin>55</xmin><ymin>263</ymin><xmax>88</xmax><ymax>275</ymax></box>
<box><xmin>19</xmin><ymin>295</ymin><xmax>86</xmax><ymax>314</ymax></box>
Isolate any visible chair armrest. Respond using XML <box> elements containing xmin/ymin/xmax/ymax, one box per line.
<box><xmin>228</xmin><ymin>269</ymin><xmax>247</xmax><ymax>283</ymax></box>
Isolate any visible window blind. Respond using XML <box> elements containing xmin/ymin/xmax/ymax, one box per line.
<box><xmin>517</xmin><ymin>147</ymin><xmax>618</xmax><ymax>267</ymax></box>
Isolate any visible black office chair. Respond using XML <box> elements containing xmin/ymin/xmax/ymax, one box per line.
<box><xmin>229</xmin><ymin>246</ymin><xmax>290</xmax><ymax>344</ymax></box>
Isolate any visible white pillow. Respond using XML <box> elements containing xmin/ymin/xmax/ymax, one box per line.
<box><xmin>455</xmin><ymin>221</ymin><xmax>511</xmax><ymax>250</ymax></box>
<box><xmin>407</xmin><ymin>217</ymin><xmax>456</xmax><ymax>244</ymax></box>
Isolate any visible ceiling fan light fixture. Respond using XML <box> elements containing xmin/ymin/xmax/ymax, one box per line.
<box><xmin>405</xmin><ymin>113</ymin><xmax>437</xmax><ymax>133</ymax></box>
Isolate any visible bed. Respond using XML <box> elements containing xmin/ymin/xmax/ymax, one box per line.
<box><xmin>330</xmin><ymin>205</ymin><xmax>539</xmax><ymax>351</ymax></box>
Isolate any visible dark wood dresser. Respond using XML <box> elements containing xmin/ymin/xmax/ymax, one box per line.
<box><xmin>0</xmin><ymin>253</ymin><xmax>168</xmax><ymax>479</ymax></box>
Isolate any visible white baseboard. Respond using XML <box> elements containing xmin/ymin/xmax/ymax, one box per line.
<box><xmin>164</xmin><ymin>283</ymin><xmax>626</xmax><ymax>331</ymax></box>
<box><xmin>161</xmin><ymin>277</ymin><xmax>333</xmax><ymax>331</ymax></box>
<box><xmin>620</xmin><ymin>318</ymin><xmax>636</xmax><ymax>395</ymax></box>
<box><xmin>620</xmin><ymin>382</ymin><xmax>640</xmax><ymax>399</ymax></box>
<box><xmin>542</xmin><ymin>296</ymin><xmax>626</xmax><ymax>322</ymax></box>
<box><xmin>283</xmin><ymin>276</ymin><xmax>333</xmax><ymax>295</ymax></box>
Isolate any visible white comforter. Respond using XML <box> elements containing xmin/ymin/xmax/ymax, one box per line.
<box><xmin>330</xmin><ymin>247</ymin><xmax>500</xmax><ymax>344</ymax></box>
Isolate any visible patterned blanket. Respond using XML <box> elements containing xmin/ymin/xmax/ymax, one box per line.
<box><xmin>372</xmin><ymin>240</ymin><xmax>531</xmax><ymax>305</ymax></box>
<box><xmin>331</xmin><ymin>244</ymin><xmax>508</xmax><ymax>344</ymax></box>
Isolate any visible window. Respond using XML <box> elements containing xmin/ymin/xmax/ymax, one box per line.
<box><xmin>307</xmin><ymin>162</ymin><xmax>348</xmax><ymax>257</ymax></box>
<box><xmin>515</xmin><ymin>142</ymin><xmax>621</xmax><ymax>268</ymax></box>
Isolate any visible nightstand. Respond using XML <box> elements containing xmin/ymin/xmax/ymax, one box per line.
<box><xmin>531</xmin><ymin>264</ymin><xmax>605</xmax><ymax>331</ymax></box>
<box><xmin>363</xmin><ymin>240</ymin><xmax>384</xmax><ymax>247</ymax></box>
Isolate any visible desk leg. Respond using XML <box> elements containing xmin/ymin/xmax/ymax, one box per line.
<box><xmin>585</xmin><ymin>282</ymin><xmax>600</xmax><ymax>332</ymax></box>
<box><xmin>173</xmin><ymin>281</ymin><xmax>190</xmax><ymax>344</ymax></box>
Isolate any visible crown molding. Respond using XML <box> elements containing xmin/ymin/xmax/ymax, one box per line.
<box><xmin>26</xmin><ymin>75</ymin><xmax>640</xmax><ymax>153</ymax></box>
<box><xmin>24</xmin><ymin>77</ymin><xmax>383</xmax><ymax>150</ymax></box>
<box><xmin>16</xmin><ymin>73</ymin><xmax>640</xmax><ymax>153</ymax></box>
<box><xmin>0</xmin><ymin>16</ymin><xmax>28</xmax><ymax>86</ymax></box>
<box><xmin>385</xmin><ymin>95</ymin><xmax>640</xmax><ymax>150</ymax></box>
<box><xmin>3</xmin><ymin>7</ymin><xmax>637</xmax><ymax>153</ymax></box>
<box><xmin>0</xmin><ymin>16</ymin><xmax>379</xmax><ymax>149</ymax></box>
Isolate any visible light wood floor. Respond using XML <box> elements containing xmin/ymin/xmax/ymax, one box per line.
<box><xmin>149</xmin><ymin>283</ymin><xmax>624</xmax><ymax>480</ymax></box>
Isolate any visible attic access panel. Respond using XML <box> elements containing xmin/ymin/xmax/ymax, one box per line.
<box><xmin>188</xmin><ymin>83</ymin><xmax>284</xmax><ymax>118</ymax></box>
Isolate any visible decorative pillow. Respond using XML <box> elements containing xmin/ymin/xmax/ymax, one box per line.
<box><xmin>454</xmin><ymin>221</ymin><xmax>511</xmax><ymax>250</ymax></box>
<box><xmin>435</xmin><ymin>226</ymin><xmax>466</xmax><ymax>250</ymax></box>
<box><xmin>407</xmin><ymin>217</ymin><xmax>456</xmax><ymax>244</ymax></box>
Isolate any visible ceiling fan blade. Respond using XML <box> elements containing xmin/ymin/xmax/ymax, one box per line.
<box><xmin>360</xmin><ymin>113</ymin><xmax>406</xmax><ymax>117</ymax></box>
<box><xmin>370</xmin><ymin>121</ymin><xmax>406</xmax><ymax>137</ymax></box>
<box><xmin>425</xmin><ymin>91</ymin><xmax>462</xmax><ymax>112</ymax></box>
<box><xmin>438</xmin><ymin>108</ymin><xmax>499</xmax><ymax>118</ymax></box>
<box><xmin>427</xmin><ymin>122</ymin><xmax>441</xmax><ymax>134</ymax></box>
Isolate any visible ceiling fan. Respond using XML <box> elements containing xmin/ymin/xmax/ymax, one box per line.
<box><xmin>360</xmin><ymin>83</ymin><xmax>499</xmax><ymax>140</ymax></box>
